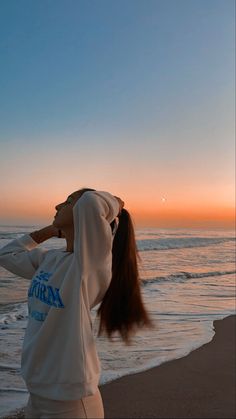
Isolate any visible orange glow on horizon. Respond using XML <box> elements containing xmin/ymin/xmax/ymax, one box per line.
<box><xmin>0</xmin><ymin>197</ymin><xmax>235</xmax><ymax>229</ymax></box>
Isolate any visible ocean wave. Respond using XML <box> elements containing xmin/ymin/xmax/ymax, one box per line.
<box><xmin>0</xmin><ymin>363</ymin><xmax>20</xmax><ymax>371</ymax></box>
<box><xmin>141</xmin><ymin>269</ymin><xmax>236</xmax><ymax>285</ymax></box>
<box><xmin>137</xmin><ymin>237</ymin><xmax>235</xmax><ymax>251</ymax></box>
<box><xmin>0</xmin><ymin>233</ymin><xmax>24</xmax><ymax>240</ymax></box>
<box><xmin>0</xmin><ymin>303</ymin><xmax>28</xmax><ymax>327</ymax></box>
<box><xmin>0</xmin><ymin>387</ymin><xmax>27</xmax><ymax>393</ymax></box>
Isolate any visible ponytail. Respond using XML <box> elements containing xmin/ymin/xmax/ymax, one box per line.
<box><xmin>96</xmin><ymin>208</ymin><xmax>155</xmax><ymax>345</ymax></box>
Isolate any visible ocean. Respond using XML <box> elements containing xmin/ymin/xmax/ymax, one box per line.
<box><xmin>0</xmin><ymin>225</ymin><xmax>235</xmax><ymax>418</ymax></box>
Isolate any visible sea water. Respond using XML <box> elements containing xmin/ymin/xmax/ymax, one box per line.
<box><xmin>0</xmin><ymin>225</ymin><xmax>235</xmax><ymax>417</ymax></box>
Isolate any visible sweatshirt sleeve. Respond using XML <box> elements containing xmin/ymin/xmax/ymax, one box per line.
<box><xmin>0</xmin><ymin>234</ymin><xmax>48</xmax><ymax>279</ymax></box>
<box><xmin>73</xmin><ymin>190</ymin><xmax>120</xmax><ymax>274</ymax></box>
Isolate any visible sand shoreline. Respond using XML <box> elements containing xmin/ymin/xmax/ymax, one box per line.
<box><xmin>3</xmin><ymin>314</ymin><xmax>236</xmax><ymax>419</ymax></box>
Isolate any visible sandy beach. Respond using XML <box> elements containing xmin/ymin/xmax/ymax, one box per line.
<box><xmin>3</xmin><ymin>315</ymin><xmax>235</xmax><ymax>419</ymax></box>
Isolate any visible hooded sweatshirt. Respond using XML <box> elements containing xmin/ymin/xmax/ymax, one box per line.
<box><xmin>0</xmin><ymin>190</ymin><xmax>120</xmax><ymax>400</ymax></box>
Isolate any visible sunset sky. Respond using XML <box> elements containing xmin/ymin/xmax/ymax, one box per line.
<box><xmin>0</xmin><ymin>0</ymin><xmax>235</xmax><ymax>228</ymax></box>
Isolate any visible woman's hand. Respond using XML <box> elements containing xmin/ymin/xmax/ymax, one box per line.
<box><xmin>30</xmin><ymin>225</ymin><xmax>64</xmax><ymax>244</ymax></box>
<box><xmin>114</xmin><ymin>196</ymin><xmax>125</xmax><ymax>215</ymax></box>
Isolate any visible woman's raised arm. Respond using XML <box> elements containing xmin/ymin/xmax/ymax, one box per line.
<box><xmin>0</xmin><ymin>225</ymin><xmax>58</xmax><ymax>279</ymax></box>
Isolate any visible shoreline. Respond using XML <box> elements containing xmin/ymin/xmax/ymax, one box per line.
<box><xmin>2</xmin><ymin>314</ymin><xmax>236</xmax><ymax>419</ymax></box>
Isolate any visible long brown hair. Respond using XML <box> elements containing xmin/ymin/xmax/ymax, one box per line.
<box><xmin>97</xmin><ymin>208</ymin><xmax>155</xmax><ymax>345</ymax></box>
<box><xmin>79</xmin><ymin>188</ymin><xmax>155</xmax><ymax>345</ymax></box>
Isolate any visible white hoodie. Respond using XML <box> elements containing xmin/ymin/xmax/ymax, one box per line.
<box><xmin>0</xmin><ymin>191</ymin><xmax>120</xmax><ymax>400</ymax></box>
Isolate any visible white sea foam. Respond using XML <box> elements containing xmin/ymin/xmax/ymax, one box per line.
<box><xmin>0</xmin><ymin>302</ymin><xmax>28</xmax><ymax>328</ymax></box>
<box><xmin>99</xmin><ymin>319</ymin><xmax>216</xmax><ymax>385</ymax></box>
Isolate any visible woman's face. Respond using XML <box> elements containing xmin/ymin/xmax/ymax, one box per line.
<box><xmin>53</xmin><ymin>190</ymin><xmax>83</xmax><ymax>229</ymax></box>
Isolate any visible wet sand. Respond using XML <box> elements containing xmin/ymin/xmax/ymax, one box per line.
<box><xmin>3</xmin><ymin>315</ymin><xmax>236</xmax><ymax>419</ymax></box>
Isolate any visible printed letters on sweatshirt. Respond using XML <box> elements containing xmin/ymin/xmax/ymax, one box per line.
<box><xmin>28</xmin><ymin>270</ymin><xmax>65</xmax><ymax>309</ymax></box>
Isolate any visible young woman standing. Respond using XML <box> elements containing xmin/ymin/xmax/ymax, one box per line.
<box><xmin>0</xmin><ymin>188</ymin><xmax>153</xmax><ymax>418</ymax></box>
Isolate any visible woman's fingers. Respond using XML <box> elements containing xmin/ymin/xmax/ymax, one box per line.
<box><xmin>114</xmin><ymin>196</ymin><xmax>125</xmax><ymax>214</ymax></box>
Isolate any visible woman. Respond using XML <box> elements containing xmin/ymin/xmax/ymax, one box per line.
<box><xmin>0</xmin><ymin>188</ymin><xmax>154</xmax><ymax>418</ymax></box>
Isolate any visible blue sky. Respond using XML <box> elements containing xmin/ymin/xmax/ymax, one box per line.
<box><xmin>0</xmin><ymin>0</ymin><xmax>235</xmax><ymax>227</ymax></box>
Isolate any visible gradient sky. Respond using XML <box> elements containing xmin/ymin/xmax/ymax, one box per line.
<box><xmin>0</xmin><ymin>0</ymin><xmax>235</xmax><ymax>228</ymax></box>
